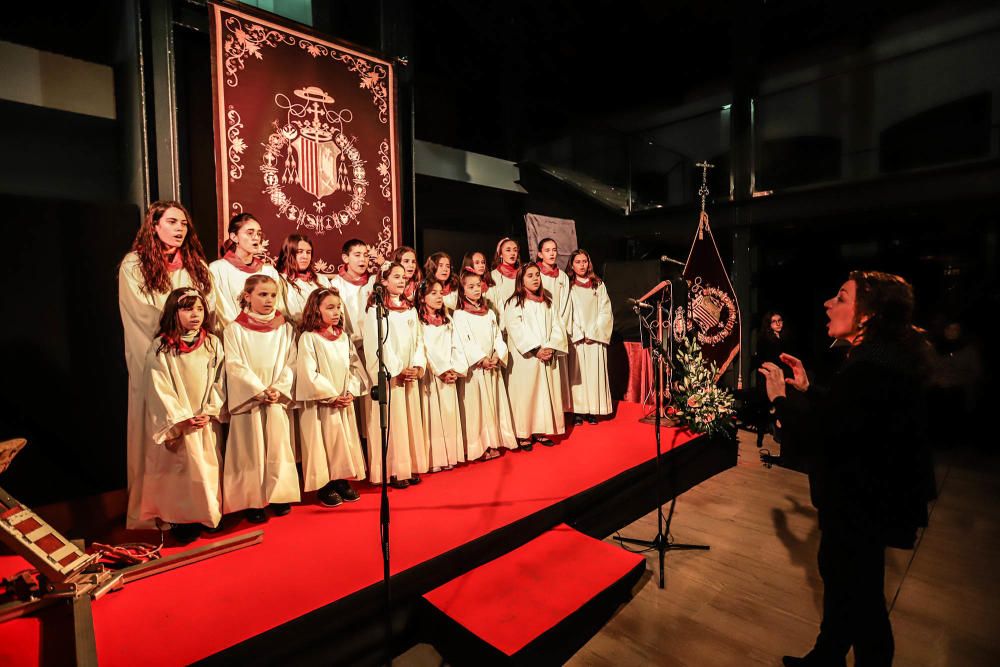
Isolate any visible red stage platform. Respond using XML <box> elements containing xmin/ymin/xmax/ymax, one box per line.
<box><xmin>0</xmin><ymin>401</ymin><xmax>735</xmax><ymax>666</ymax></box>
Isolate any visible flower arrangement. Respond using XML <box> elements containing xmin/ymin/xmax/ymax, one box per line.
<box><xmin>667</xmin><ymin>336</ymin><xmax>737</xmax><ymax>438</ymax></box>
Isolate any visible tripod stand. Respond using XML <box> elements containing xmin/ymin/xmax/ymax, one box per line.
<box><xmin>616</xmin><ymin>284</ymin><xmax>709</xmax><ymax>588</ymax></box>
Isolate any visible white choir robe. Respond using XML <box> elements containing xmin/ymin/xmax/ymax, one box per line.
<box><xmin>139</xmin><ymin>334</ymin><xmax>226</xmax><ymax>528</ymax></box>
<box><xmin>489</xmin><ymin>268</ymin><xmax>518</xmax><ymax>330</ymax></box>
<box><xmin>281</xmin><ymin>274</ymin><xmax>333</xmax><ymax>325</ymax></box>
<box><xmin>222</xmin><ymin>320</ymin><xmax>300</xmax><ymax>512</ymax></box>
<box><xmin>442</xmin><ymin>289</ymin><xmax>459</xmax><ymax>312</ymax></box>
<box><xmin>539</xmin><ymin>267</ymin><xmax>575</xmax><ymax>411</ymax></box>
<box><xmin>118</xmin><ymin>251</ymin><xmax>215</xmax><ymax>529</ymax></box>
<box><xmin>421</xmin><ymin>320</ymin><xmax>468</xmax><ymax>469</ymax></box>
<box><xmin>209</xmin><ymin>259</ymin><xmax>283</xmax><ymax>328</ymax></box>
<box><xmin>568</xmin><ymin>282</ymin><xmax>614</xmax><ymax>416</ymax></box>
<box><xmin>331</xmin><ymin>272</ymin><xmax>374</xmax><ymax>346</ymax></box>
<box><xmin>504</xmin><ymin>299</ymin><xmax>569</xmax><ymax>438</ymax></box>
<box><xmin>453</xmin><ymin>309</ymin><xmax>518</xmax><ymax>458</ymax></box>
<box><xmin>295</xmin><ymin>331</ymin><xmax>367</xmax><ymax>491</ymax></box>
<box><xmin>363</xmin><ymin>305</ymin><xmax>427</xmax><ymax>482</ymax></box>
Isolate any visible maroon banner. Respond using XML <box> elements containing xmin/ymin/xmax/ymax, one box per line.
<box><xmin>208</xmin><ymin>2</ymin><xmax>400</xmax><ymax>272</ymax></box>
<box><xmin>679</xmin><ymin>212</ymin><xmax>742</xmax><ymax>380</ymax></box>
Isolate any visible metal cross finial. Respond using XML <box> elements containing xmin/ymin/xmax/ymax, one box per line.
<box><xmin>696</xmin><ymin>161</ymin><xmax>715</xmax><ymax>214</ymax></box>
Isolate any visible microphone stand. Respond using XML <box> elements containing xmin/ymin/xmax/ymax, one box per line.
<box><xmin>371</xmin><ymin>283</ymin><xmax>392</xmax><ymax>666</ymax></box>
<box><xmin>616</xmin><ymin>283</ymin><xmax>709</xmax><ymax>588</ymax></box>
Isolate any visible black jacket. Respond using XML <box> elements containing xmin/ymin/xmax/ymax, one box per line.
<box><xmin>775</xmin><ymin>341</ymin><xmax>935</xmax><ymax>549</ymax></box>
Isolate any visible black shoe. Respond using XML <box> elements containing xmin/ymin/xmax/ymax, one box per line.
<box><xmin>318</xmin><ymin>488</ymin><xmax>343</xmax><ymax>507</ymax></box>
<box><xmin>534</xmin><ymin>436</ymin><xmax>555</xmax><ymax>447</ymax></box>
<box><xmin>586</xmin><ymin>414</ymin><xmax>597</xmax><ymax>425</ymax></box>
<box><xmin>518</xmin><ymin>440</ymin><xmax>534</xmax><ymax>452</ymax></box>
<box><xmin>203</xmin><ymin>521</ymin><xmax>224</xmax><ymax>534</ymax></box>
<box><xmin>408</xmin><ymin>474</ymin><xmax>422</xmax><ymax>485</ymax></box>
<box><xmin>245</xmin><ymin>508</ymin><xmax>268</xmax><ymax>524</ymax></box>
<box><xmin>573</xmin><ymin>414</ymin><xmax>584</xmax><ymax>426</ymax></box>
<box><xmin>389</xmin><ymin>477</ymin><xmax>409</xmax><ymax>489</ymax></box>
<box><xmin>170</xmin><ymin>523</ymin><xmax>201</xmax><ymax>544</ymax></box>
<box><xmin>269</xmin><ymin>502</ymin><xmax>292</xmax><ymax>516</ymax></box>
<box><xmin>335</xmin><ymin>480</ymin><xmax>361</xmax><ymax>502</ymax></box>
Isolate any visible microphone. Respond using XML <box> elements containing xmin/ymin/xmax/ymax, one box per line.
<box><xmin>628</xmin><ymin>298</ymin><xmax>653</xmax><ymax>310</ymax></box>
<box><xmin>660</xmin><ymin>255</ymin><xmax>685</xmax><ymax>268</ymax></box>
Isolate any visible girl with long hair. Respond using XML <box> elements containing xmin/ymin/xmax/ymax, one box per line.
<box><xmin>535</xmin><ymin>237</ymin><xmax>574</xmax><ymax>413</ymax></box>
<box><xmin>209</xmin><ymin>213</ymin><xmax>282</xmax><ymax>327</ymax></box>
<box><xmin>453</xmin><ymin>267</ymin><xmax>518</xmax><ymax>458</ymax></box>
<box><xmin>139</xmin><ymin>287</ymin><xmax>225</xmax><ymax>543</ymax></box>
<box><xmin>119</xmin><ymin>200</ymin><xmax>214</xmax><ymax>529</ymax></box>
<box><xmin>759</xmin><ymin>271</ymin><xmax>935</xmax><ymax>667</ymax></box>
<box><xmin>223</xmin><ymin>274</ymin><xmax>299</xmax><ymax>523</ymax></box>
<box><xmin>363</xmin><ymin>261</ymin><xmax>427</xmax><ymax>488</ymax></box>
<box><xmin>753</xmin><ymin>310</ymin><xmax>789</xmax><ymax>447</ymax></box>
<box><xmin>390</xmin><ymin>246</ymin><xmax>422</xmax><ymax>303</ymax></box>
<box><xmin>490</xmin><ymin>237</ymin><xmax>521</xmax><ymax>329</ymax></box>
<box><xmin>276</xmin><ymin>233</ymin><xmax>331</xmax><ymax>324</ymax></box>
<box><xmin>503</xmin><ymin>263</ymin><xmax>568</xmax><ymax>448</ymax></box>
<box><xmin>417</xmin><ymin>279</ymin><xmax>468</xmax><ymax>470</ymax></box>
<box><xmin>424</xmin><ymin>252</ymin><xmax>460</xmax><ymax>311</ymax></box>
<box><xmin>295</xmin><ymin>288</ymin><xmax>366</xmax><ymax>507</ymax></box>
<box><xmin>565</xmin><ymin>249</ymin><xmax>614</xmax><ymax>424</ymax></box>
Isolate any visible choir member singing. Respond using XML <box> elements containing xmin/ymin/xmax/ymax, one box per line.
<box><xmin>424</xmin><ymin>252</ymin><xmax>460</xmax><ymax>311</ymax></box>
<box><xmin>535</xmin><ymin>238</ymin><xmax>575</xmax><ymax>412</ymax></box>
<box><xmin>276</xmin><ymin>233</ymin><xmax>331</xmax><ymax>324</ymax></box>
<box><xmin>209</xmin><ymin>213</ymin><xmax>282</xmax><ymax>328</ymax></box>
<box><xmin>565</xmin><ymin>249</ymin><xmax>614</xmax><ymax>424</ymax></box>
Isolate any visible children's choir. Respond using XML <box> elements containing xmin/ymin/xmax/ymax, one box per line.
<box><xmin>120</xmin><ymin>205</ymin><xmax>614</xmax><ymax>542</ymax></box>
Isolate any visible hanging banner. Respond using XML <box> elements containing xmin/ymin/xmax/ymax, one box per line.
<box><xmin>524</xmin><ymin>213</ymin><xmax>578</xmax><ymax>267</ymax></box>
<box><xmin>678</xmin><ymin>211</ymin><xmax>742</xmax><ymax>380</ymax></box>
<box><xmin>208</xmin><ymin>2</ymin><xmax>400</xmax><ymax>272</ymax></box>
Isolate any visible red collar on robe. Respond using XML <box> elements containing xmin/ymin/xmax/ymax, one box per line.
<box><xmin>314</xmin><ymin>325</ymin><xmax>344</xmax><ymax>341</ymax></box>
<box><xmin>422</xmin><ymin>309</ymin><xmax>445</xmax><ymax>326</ymax></box>
<box><xmin>385</xmin><ymin>295</ymin><xmax>412</xmax><ymax>312</ymax></box>
<box><xmin>572</xmin><ymin>276</ymin><xmax>593</xmax><ymax>289</ymax></box>
<box><xmin>292</xmin><ymin>270</ymin><xmax>317</xmax><ymax>285</ymax></box>
<box><xmin>440</xmin><ymin>282</ymin><xmax>454</xmax><ymax>296</ymax></box>
<box><xmin>403</xmin><ymin>279</ymin><xmax>417</xmax><ymax>301</ymax></box>
<box><xmin>497</xmin><ymin>263</ymin><xmax>518</xmax><ymax>279</ymax></box>
<box><xmin>164</xmin><ymin>251</ymin><xmax>184</xmax><ymax>273</ymax></box>
<box><xmin>461</xmin><ymin>298</ymin><xmax>489</xmax><ymax>316</ymax></box>
<box><xmin>338</xmin><ymin>266</ymin><xmax>371</xmax><ymax>287</ymax></box>
<box><xmin>163</xmin><ymin>328</ymin><xmax>206</xmax><ymax>353</ymax></box>
<box><xmin>524</xmin><ymin>290</ymin><xmax>545</xmax><ymax>303</ymax></box>
<box><xmin>536</xmin><ymin>261</ymin><xmax>560</xmax><ymax>278</ymax></box>
<box><xmin>224</xmin><ymin>250</ymin><xmax>263</xmax><ymax>273</ymax></box>
<box><xmin>235</xmin><ymin>310</ymin><xmax>286</xmax><ymax>332</ymax></box>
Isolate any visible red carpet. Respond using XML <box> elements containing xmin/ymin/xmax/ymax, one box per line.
<box><xmin>0</xmin><ymin>401</ymin><xmax>697</xmax><ymax>666</ymax></box>
<box><xmin>424</xmin><ymin>524</ymin><xmax>644</xmax><ymax>656</ymax></box>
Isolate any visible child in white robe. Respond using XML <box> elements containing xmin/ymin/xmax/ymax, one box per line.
<box><xmin>363</xmin><ymin>261</ymin><xmax>427</xmax><ymax>488</ymax></box>
<box><xmin>209</xmin><ymin>213</ymin><xmax>283</xmax><ymax>328</ymax></box>
<box><xmin>424</xmin><ymin>252</ymin><xmax>460</xmax><ymax>312</ymax></box>
<box><xmin>140</xmin><ymin>287</ymin><xmax>225</xmax><ymax>542</ymax></box>
<box><xmin>223</xmin><ymin>274</ymin><xmax>300</xmax><ymax>523</ymax></box>
<box><xmin>295</xmin><ymin>287</ymin><xmax>366</xmax><ymax>507</ymax></box>
<box><xmin>417</xmin><ymin>279</ymin><xmax>468</xmax><ymax>470</ymax></box>
<box><xmin>330</xmin><ymin>239</ymin><xmax>375</xmax><ymax>346</ymax></box>
<box><xmin>119</xmin><ymin>200</ymin><xmax>215</xmax><ymax>529</ymax></box>
<box><xmin>489</xmin><ymin>237</ymin><xmax>521</xmax><ymax>331</ymax></box>
<box><xmin>504</xmin><ymin>263</ymin><xmax>568</xmax><ymax>447</ymax></box>
<box><xmin>391</xmin><ymin>246</ymin><xmax>422</xmax><ymax>304</ymax></box>
<box><xmin>453</xmin><ymin>268</ymin><xmax>519</xmax><ymax>458</ymax></box>
<box><xmin>276</xmin><ymin>233</ymin><xmax>332</xmax><ymax>324</ymax></box>
<box><xmin>461</xmin><ymin>249</ymin><xmax>499</xmax><ymax>322</ymax></box>
<box><xmin>536</xmin><ymin>237</ymin><xmax>575</xmax><ymax>413</ymax></box>
<box><xmin>565</xmin><ymin>249</ymin><xmax>614</xmax><ymax>423</ymax></box>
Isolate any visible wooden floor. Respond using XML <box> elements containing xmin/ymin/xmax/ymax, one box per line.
<box><xmin>397</xmin><ymin>431</ymin><xmax>1000</xmax><ymax>666</ymax></box>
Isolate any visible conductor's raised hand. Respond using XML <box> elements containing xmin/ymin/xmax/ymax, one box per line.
<box><xmin>779</xmin><ymin>353</ymin><xmax>810</xmax><ymax>392</ymax></box>
<box><xmin>758</xmin><ymin>362</ymin><xmax>787</xmax><ymax>402</ymax></box>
